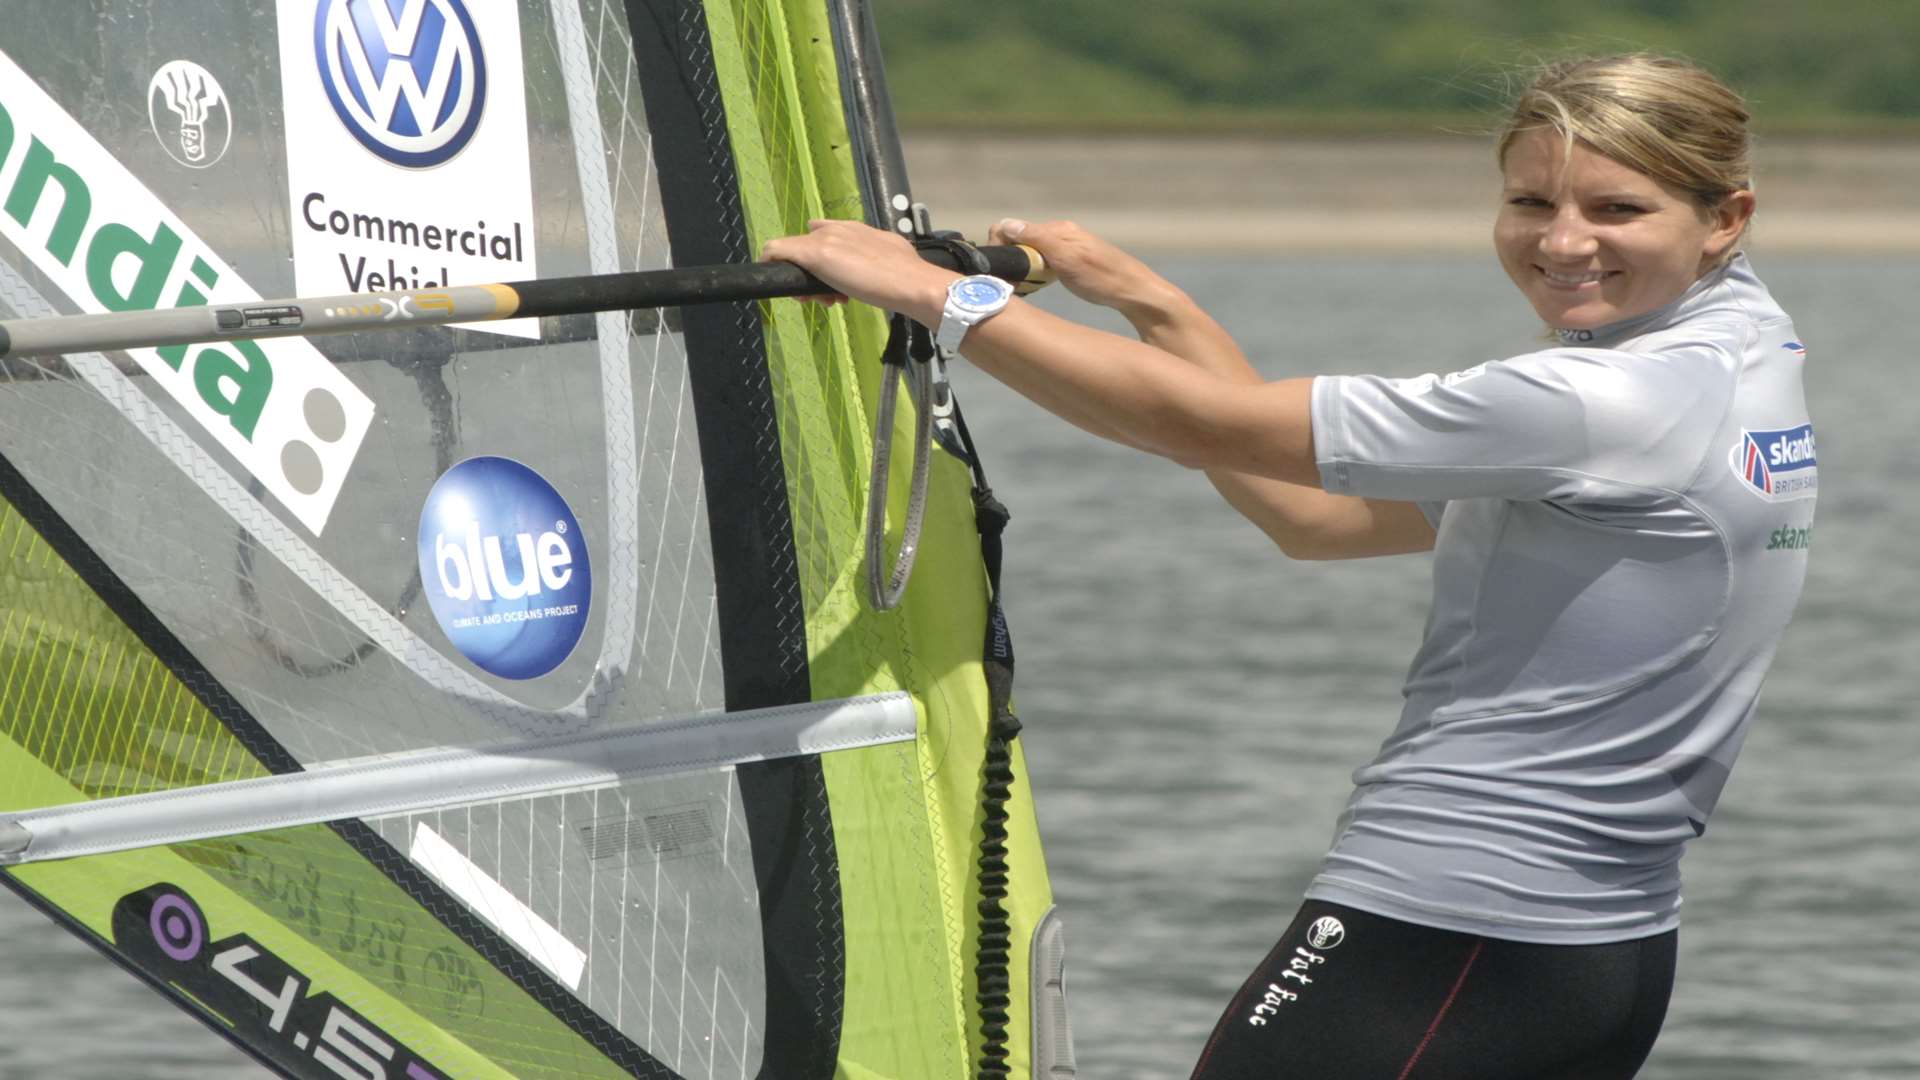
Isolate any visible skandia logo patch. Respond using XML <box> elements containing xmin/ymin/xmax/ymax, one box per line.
<box><xmin>315</xmin><ymin>0</ymin><xmax>487</xmax><ymax>168</ymax></box>
<box><xmin>1729</xmin><ymin>423</ymin><xmax>1817</xmax><ymax>502</ymax></box>
<box><xmin>418</xmin><ymin>457</ymin><xmax>591</xmax><ymax>680</ymax></box>
<box><xmin>1782</xmin><ymin>341</ymin><xmax>1807</xmax><ymax>358</ymax></box>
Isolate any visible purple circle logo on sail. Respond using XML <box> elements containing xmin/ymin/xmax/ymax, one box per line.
<box><xmin>149</xmin><ymin>892</ymin><xmax>206</xmax><ymax>962</ymax></box>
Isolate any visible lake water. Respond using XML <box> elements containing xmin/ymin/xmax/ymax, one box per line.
<box><xmin>2</xmin><ymin>253</ymin><xmax>1915</xmax><ymax>1078</ymax></box>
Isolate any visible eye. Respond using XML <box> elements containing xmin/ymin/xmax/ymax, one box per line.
<box><xmin>1507</xmin><ymin>196</ymin><xmax>1550</xmax><ymax>209</ymax></box>
<box><xmin>1601</xmin><ymin>202</ymin><xmax>1648</xmax><ymax>215</ymax></box>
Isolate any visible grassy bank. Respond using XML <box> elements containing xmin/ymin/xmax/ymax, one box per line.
<box><xmin>875</xmin><ymin>0</ymin><xmax>1920</xmax><ymax>137</ymax></box>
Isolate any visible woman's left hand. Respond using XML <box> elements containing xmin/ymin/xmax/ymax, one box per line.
<box><xmin>760</xmin><ymin>219</ymin><xmax>956</xmax><ymax>325</ymax></box>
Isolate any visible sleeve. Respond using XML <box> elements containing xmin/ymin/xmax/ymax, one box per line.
<box><xmin>1310</xmin><ymin>348</ymin><xmax>1723</xmax><ymax>504</ymax></box>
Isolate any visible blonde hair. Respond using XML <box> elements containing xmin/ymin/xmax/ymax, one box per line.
<box><xmin>1497</xmin><ymin>54</ymin><xmax>1752</xmax><ymax>217</ymax></box>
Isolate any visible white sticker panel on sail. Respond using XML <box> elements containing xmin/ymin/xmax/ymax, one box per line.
<box><xmin>274</xmin><ymin>0</ymin><xmax>540</xmax><ymax>338</ymax></box>
<box><xmin>0</xmin><ymin>50</ymin><xmax>375</xmax><ymax>535</ymax></box>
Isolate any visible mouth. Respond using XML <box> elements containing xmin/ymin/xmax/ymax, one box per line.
<box><xmin>1535</xmin><ymin>265</ymin><xmax>1620</xmax><ymax>290</ymax></box>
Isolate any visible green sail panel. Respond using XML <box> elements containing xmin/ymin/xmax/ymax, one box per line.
<box><xmin>0</xmin><ymin>0</ymin><xmax>1058</xmax><ymax>1077</ymax></box>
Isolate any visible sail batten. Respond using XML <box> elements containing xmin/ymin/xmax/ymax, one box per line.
<box><xmin>2</xmin><ymin>692</ymin><xmax>917</xmax><ymax>865</ymax></box>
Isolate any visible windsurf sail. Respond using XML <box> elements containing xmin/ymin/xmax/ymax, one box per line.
<box><xmin>0</xmin><ymin>1</ymin><xmax>1073</xmax><ymax>1077</ymax></box>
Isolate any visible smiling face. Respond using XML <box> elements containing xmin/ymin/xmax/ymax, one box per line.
<box><xmin>1495</xmin><ymin>128</ymin><xmax>1753</xmax><ymax>331</ymax></box>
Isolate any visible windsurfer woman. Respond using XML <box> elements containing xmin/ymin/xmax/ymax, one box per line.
<box><xmin>765</xmin><ymin>53</ymin><xmax>1812</xmax><ymax>1079</ymax></box>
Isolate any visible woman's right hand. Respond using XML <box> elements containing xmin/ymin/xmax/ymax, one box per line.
<box><xmin>988</xmin><ymin>218</ymin><xmax>1177</xmax><ymax>324</ymax></box>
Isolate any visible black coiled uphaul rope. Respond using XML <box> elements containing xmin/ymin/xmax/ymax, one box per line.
<box><xmin>951</xmin><ymin>400</ymin><xmax>1023</xmax><ymax>1080</ymax></box>
<box><xmin>975</xmin><ymin>691</ymin><xmax>1023</xmax><ymax>1078</ymax></box>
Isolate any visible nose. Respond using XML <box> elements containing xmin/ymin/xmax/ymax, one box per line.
<box><xmin>1539</xmin><ymin>204</ymin><xmax>1598</xmax><ymax>260</ymax></box>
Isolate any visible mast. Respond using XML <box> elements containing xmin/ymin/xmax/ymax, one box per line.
<box><xmin>829</xmin><ymin>0</ymin><xmax>916</xmax><ymax>234</ymax></box>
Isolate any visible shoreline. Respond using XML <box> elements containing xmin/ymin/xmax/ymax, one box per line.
<box><xmin>902</xmin><ymin>132</ymin><xmax>1920</xmax><ymax>253</ymax></box>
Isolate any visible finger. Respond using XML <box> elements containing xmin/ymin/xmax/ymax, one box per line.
<box><xmin>760</xmin><ymin>235</ymin><xmax>802</xmax><ymax>263</ymax></box>
<box><xmin>988</xmin><ymin>217</ymin><xmax>1028</xmax><ymax>246</ymax></box>
<box><xmin>808</xmin><ymin>217</ymin><xmax>863</xmax><ymax>234</ymax></box>
<box><xmin>996</xmin><ymin>218</ymin><xmax>1086</xmax><ymax>259</ymax></box>
<box><xmin>794</xmin><ymin>290</ymin><xmax>849</xmax><ymax>305</ymax></box>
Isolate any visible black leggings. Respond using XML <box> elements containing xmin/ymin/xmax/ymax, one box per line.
<box><xmin>1190</xmin><ymin>900</ymin><xmax>1677</xmax><ymax>1080</ymax></box>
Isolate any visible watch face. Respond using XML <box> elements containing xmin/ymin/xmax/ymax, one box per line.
<box><xmin>954</xmin><ymin>277</ymin><xmax>1011</xmax><ymax>309</ymax></box>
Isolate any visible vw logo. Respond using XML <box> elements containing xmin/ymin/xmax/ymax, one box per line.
<box><xmin>313</xmin><ymin>0</ymin><xmax>488</xmax><ymax>168</ymax></box>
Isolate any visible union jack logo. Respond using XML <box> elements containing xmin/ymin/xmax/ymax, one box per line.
<box><xmin>1738</xmin><ymin>431</ymin><xmax>1773</xmax><ymax>495</ymax></box>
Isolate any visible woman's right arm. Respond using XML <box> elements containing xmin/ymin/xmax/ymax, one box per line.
<box><xmin>997</xmin><ymin>220</ymin><xmax>1435</xmax><ymax>560</ymax></box>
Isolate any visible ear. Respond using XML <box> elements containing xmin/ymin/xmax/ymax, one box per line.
<box><xmin>1705</xmin><ymin>188</ymin><xmax>1757</xmax><ymax>259</ymax></box>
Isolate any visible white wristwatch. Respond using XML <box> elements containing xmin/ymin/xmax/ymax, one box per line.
<box><xmin>935</xmin><ymin>274</ymin><xmax>1015</xmax><ymax>353</ymax></box>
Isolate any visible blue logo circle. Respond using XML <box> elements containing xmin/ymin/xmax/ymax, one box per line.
<box><xmin>314</xmin><ymin>0</ymin><xmax>488</xmax><ymax>168</ymax></box>
<box><xmin>418</xmin><ymin>457</ymin><xmax>591</xmax><ymax>680</ymax></box>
